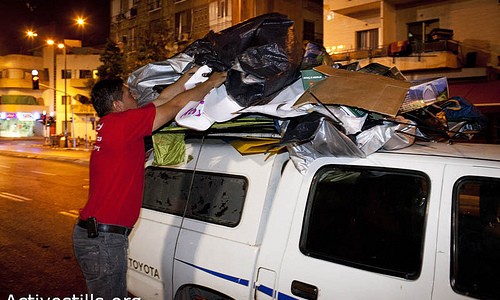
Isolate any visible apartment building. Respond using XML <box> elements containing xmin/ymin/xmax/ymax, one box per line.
<box><xmin>109</xmin><ymin>0</ymin><xmax>323</xmax><ymax>56</ymax></box>
<box><xmin>323</xmin><ymin>0</ymin><xmax>499</xmax><ymax>71</ymax></box>
<box><xmin>323</xmin><ymin>0</ymin><xmax>499</xmax><ymax>143</ymax></box>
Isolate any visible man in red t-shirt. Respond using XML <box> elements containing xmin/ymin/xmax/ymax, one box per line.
<box><xmin>73</xmin><ymin>66</ymin><xmax>226</xmax><ymax>299</ymax></box>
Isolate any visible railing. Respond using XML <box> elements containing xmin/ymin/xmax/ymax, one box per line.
<box><xmin>71</xmin><ymin>104</ymin><xmax>95</xmax><ymax>114</ymax></box>
<box><xmin>329</xmin><ymin>40</ymin><xmax>461</xmax><ymax>63</ymax></box>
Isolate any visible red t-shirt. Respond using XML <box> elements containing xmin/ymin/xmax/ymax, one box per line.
<box><xmin>80</xmin><ymin>102</ymin><xmax>156</xmax><ymax>228</ymax></box>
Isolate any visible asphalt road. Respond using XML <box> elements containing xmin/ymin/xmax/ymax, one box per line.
<box><xmin>0</xmin><ymin>155</ymin><xmax>89</xmax><ymax>298</ymax></box>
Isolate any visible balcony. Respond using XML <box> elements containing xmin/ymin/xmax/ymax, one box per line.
<box><xmin>0</xmin><ymin>78</ymin><xmax>49</xmax><ymax>89</ymax></box>
<box><xmin>70</xmin><ymin>78</ymin><xmax>91</xmax><ymax>88</ymax></box>
<box><xmin>330</xmin><ymin>0</ymin><xmax>380</xmax><ymax>15</ymax></box>
<box><xmin>330</xmin><ymin>40</ymin><xmax>461</xmax><ymax>73</ymax></box>
<box><xmin>71</xmin><ymin>104</ymin><xmax>95</xmax><ymax>115</ymax></box>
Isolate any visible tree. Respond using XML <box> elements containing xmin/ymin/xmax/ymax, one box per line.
<box><xmin>96</xmin><ymin>38</ymin><xmax>125</xmax><ymax>80</ymax></box>
<box><xmin>124</xmin><ymin>32</ymin><xmax>180</xmax><ymax>76</ymax></box>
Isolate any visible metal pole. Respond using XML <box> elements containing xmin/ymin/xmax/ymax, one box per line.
<box><xmin>63</xmin><ymin>44</ymin><xmax>69</xmax><ymax>148</ymax></box>
<box><xmin>52</xmin><ymin>48</ymin><xmax>57</xmax><ymax>114</ymax></box>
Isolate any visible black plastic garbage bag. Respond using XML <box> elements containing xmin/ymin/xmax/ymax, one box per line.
<box><xmin>183</xmin><ymin>13</ymin><xmax>302</xmax><ymax>107</ymax></box>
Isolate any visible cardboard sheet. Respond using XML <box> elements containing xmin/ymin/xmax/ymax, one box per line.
<box><xmin>293</xmin><ymin>65</ymin><xmax>412</xmax><ymax>117</ymax></box>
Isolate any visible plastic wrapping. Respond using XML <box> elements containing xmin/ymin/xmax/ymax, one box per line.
<box><xmin>383</xmin><ymin>118</ymin><xmax>418</xmax><ymax>151</ymax></box>
<box><xmin>301</xmin><ymin>42</ymin><xmax>335</xmax><ymax>69</ymax></box>
<box><xmin>357</xmin><ymin>117</ymin><xmax>417</xmax><ymax>155</ymax></box>
<box><xmin>127</xmin><ymin>53</ymin><xmax>194</xmax><ymax>106</ymax></box>
<box><xmin>282</xmin><ymin>114</ymin><xmax>365</xmax><ymax>174</ymax></box>
<box><xmin>238</xmin><ymin>79</ymin><xmax>307</xmax><ymax>118</ymax></box>
<box><xmin>311</xmin><ymin>105</ymin><xmax>368</xmax><ymax>135</ymax></box>
<box><xmin>183</xmin><ymin>13</ymin><xmax>303</xmax><ymax>107</ymax></box>
<box><xmin>356</xmin><ymin>122</ymin><xmax>399</xmax><ymax>156</ymax></box>
<box><xmin>152</xmin><ymin>133</ymin><xmax>186</xmax><ymax>166</ymax></box>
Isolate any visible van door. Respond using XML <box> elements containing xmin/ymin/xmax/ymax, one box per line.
<box><xmin>127</xmin><ymin>165</ymin><xmax>193</xmax><ymax>299</ymax></box>
<box><xmin>171</xmin><ymin>141</ymin><xmax>288</xmax><ymax>300</ymax></box>
<box><xmin>276</xmin><ymin>155</ymin><xmax>444</xmax><ymax>300</ymax></box>
<box><xmin>433</xmin><ymin>165</ymin><xmax>500</xmax><ymax>300</ymax></box>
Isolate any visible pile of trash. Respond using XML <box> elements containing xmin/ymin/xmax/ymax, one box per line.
<box><xmin>128</xmin><ymin>13</ymin><xmax>487</xmax><ymax>173</ymax></box>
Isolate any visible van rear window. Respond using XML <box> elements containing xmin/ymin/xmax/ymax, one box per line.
<box><xmin>300</xmin><ymin>165</ymin><xmax>429</xmax><ymax>279</ymax></box>
<box><xmin>452</xmin><ymin>177</ymin><xmax>500</xmax><ymax>299</ymax></box>
<box><xmin>143</xmin><ymin>166</ymin><xmax>248</xmax><ymax>227</ymax></box>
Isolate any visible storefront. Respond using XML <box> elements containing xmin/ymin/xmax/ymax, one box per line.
<box><xmin>0</xmin><ymin>111</ymin><xmax>43</xmax><ymax>137</ymax></box>
<box><xmin>0</xmin><ymin>95</ymin><xmax>49</xmax><ymax>138</ymax></box>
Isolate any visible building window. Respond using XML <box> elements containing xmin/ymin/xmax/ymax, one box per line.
<box><xmin>79</xmin><ymin>70</ymin><xmax>93</xmax><ymax>79</ymax></box>
<box><xmin>356</xmin><ymin>28</ymin><xmax>378</xmax><ymax>51</ymax></box>
<box><xmin>142</xmin><ymin>166</ymin><xmax>248</xmax><ymax>227</ymax></box>
<box><xmin>452</xmin><ymin>177</ymin><xmax>500</xmax><ymax>299</ymax></box>
<box><xmin>129</xmin><ymin>27</ymin><xmax>136</xmax><ymax>49</ymax></box>
<box><xmin>61</xmin><ymin>95</ymin><xmax>71</xmax><ymax>105</ymax></box>
<box><xmin>147</xmin><ymin>0</ymin><xmax>161</xmax><ymax>11</ymax></box>
<box><xmin>300</xmin><ymin>165</ymin><xmax>429</xmax><ymax>279</ymax></box>
<box><xmin>175</xmin><ymin>10</ymin><xmax>192</xmax><ymax>41</ymax></box>
<box><xmin>209</xmin><ymin>0</ymin><xmax>231</xmax><ymax>32</ymax></box>
<box><xmin>407</xmin><ymin>19</ymin><xmax>439</xmax><ymax>43</ymax></box>
<box><xmin>61</xmin><ymin>70</ymin><xmax>71</xmax><ymax>79</ymax></box>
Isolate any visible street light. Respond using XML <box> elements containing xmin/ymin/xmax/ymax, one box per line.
<box><xmin>26</xmin><ymin>30</ymin><xmax>38</xmax><ymax>38</ymax></box>
<box><xmin>75</xmin><ymin>17</ymin><xmax>86</xmax><ymax>46</ymax></box>
<box><xmin>25</xmin><ymin>30</ymin><xmax>38</xmax><ymax>52</ymax></box>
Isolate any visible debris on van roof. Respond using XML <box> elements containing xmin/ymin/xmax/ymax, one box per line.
<box><xmin>130</xmin><ymin>14</ymin><xmax>488</xmax><ymax>171</ymax></box>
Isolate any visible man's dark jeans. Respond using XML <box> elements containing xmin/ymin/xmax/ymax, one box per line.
<box><xmin>73</xmin><ymin>225</ymin><xmax>129</xmax><ymax>300</ymax></box>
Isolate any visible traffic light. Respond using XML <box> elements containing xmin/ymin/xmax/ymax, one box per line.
<box><xmin>31</xmin><ymin>70</ymin><xmax>39</xmax><ymax>90</ymax></box>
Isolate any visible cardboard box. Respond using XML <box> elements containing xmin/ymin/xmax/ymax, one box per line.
<box><xmin>294</xmin><ymin>65</ymin><xmax>411</xmax><ymax>117</ymax></box>
<box><xmin>399</xmin><ymin>77</ymin><xmax>449</xmax><ymax>113</ymax></box>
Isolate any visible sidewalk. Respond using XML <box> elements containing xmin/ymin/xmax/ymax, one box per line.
<box><xmin>0</xmin><ymin>137</ymin><xmax>91</xmax><ymax>165</ymax></box>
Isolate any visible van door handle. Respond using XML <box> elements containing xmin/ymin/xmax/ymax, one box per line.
<box><xmin>291</xmin><ymin>280</ymin><xmax>318</xmax><ymax>300</ymax></box>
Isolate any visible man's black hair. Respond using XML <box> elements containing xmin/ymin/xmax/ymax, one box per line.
<box><xmin>91</xmin><ymin>78</ymin><xmax>124</xmax><ymax>117</ymax></box>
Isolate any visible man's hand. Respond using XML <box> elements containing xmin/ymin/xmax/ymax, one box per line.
<box><xmin>204</xmin><ymin>71</ymin><xmax>227</xmax><ymax>89</ymax></box>
<box><xmin>152</xmin><ymin>69</ymin><xmax>227</xmax><ymax>132</ymax></box>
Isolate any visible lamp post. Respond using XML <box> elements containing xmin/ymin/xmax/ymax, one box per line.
<box><xmin>62</xmin><ymin>43</ymin><xmax>69</xmax><ymax>148</ymax></box>
<box><xmin>47</xmin><ymin>39</ymin><xmax>69</xmax><ymax>148</ymax></box>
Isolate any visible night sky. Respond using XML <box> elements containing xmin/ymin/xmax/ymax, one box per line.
<box><xmin>0</xmin><ymin>0</ymin><xmax>110</xmax><ymax>55</ymax></box>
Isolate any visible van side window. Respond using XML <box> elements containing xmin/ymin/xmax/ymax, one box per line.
<box><xmin>300</xmin><ymin>166</ymin><xmax>429</xmax><ymax>279</ymax></box>
<box><xmin>143</xmin><ymin>167</ymin><xmax>248</xmax><ymax>227</ymax></box>
<box><xmin>452</xmin><ymin>177</ymin><xmax>500</xmax><ymax>299</ymax></box>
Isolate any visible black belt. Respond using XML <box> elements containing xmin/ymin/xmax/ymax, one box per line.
<box><xmin>78</xmin><ymin>218</ymin><xmax>132</xmax><ymax>236</ymax></box>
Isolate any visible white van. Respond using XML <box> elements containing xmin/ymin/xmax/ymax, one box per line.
<box><xmin>127</xmin><ymin>136</ymin><xmax>500</xmax><ymax>300</ymax></box>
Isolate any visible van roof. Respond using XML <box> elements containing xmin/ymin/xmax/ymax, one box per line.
<box><xmin>381</xmin><ymin>142</ymin><xmax>500</xmax><ymax>162</ymax></box>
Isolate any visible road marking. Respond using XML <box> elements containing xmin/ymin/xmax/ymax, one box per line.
<box><xmin>0</xmin><ymin>192</ymin><xmax>32</xmax><ymax>202</ymax></box>
<box><xmin>31</xmin><ymin>171</ymin><xmax>56</xmax><ymax>176</ymax></box>
<box><xmin>59</xmin><ymin>210</ymin><xmax>79</xmax><ymax>218</ymax></box>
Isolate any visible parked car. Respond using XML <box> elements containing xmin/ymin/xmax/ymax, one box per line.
<box><xmin>127</xmin><ymin>136</ymin><xmax>500</xmax><ymax>300</ymax></box>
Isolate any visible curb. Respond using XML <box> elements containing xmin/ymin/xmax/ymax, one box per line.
<box><xmin>0</xmin><ymin>149</ymin><xmax>90</xmax><ymax>165</ymax></box>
